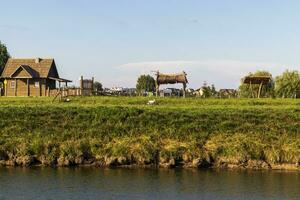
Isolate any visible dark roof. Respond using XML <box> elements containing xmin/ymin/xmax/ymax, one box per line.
<box><xmin>243</xmin><ymin>76</ymin><xmax>271</xmax><ymax>84</ymax></box>
<box><xmin>10</xmin><ymin>65</ymin><xmax>40</xmax><ymax>78</ymax></box>
<box><xmin>48</xmin><ymin>77</ymin><xmax>72</xmax><ymax>82</ymax></box>
<box><xmin>1</xmin><ymin>58</ymin><xmax>60</xmax><ymax>79</ymax></box>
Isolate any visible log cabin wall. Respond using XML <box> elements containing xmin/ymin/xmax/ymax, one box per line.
<box><xmin>4</xmin><ymin>78</ymin><xmax>54</xmax><ymax>97</ymax></box>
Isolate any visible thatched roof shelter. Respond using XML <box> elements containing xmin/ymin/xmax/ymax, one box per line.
<box><xmin>156</xmin><ymin>71</ymin><xmax>188</xmax><ymax>85</ymax></box>
<box><xmin>243</xmin><ymin>76</ymin><xmax>271</xmax><ymax>84</ymax></box>
<box><xmin>243</xmin><ymin>76</ymin><xmax>272</xmax><ymax>98</ymax></box>
<box><xmin>155</xmin><ymin>71</ymin><xmax>188</xmax><ymax>97</ymax></box>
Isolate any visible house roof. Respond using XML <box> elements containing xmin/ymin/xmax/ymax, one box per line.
<box><xmin>10</xmin><ymin>65</ymin><xmax>40</xmax><ymax>78</ymax></box>
<box><xmin>48</xmin><ymin>77</ymin><xmax>72</xmax><ymax>82</ymax></box>
<box><xmin>0</xmin><ymin>58</ymin><xmax>60</xmax><ymax>79</ymax></box>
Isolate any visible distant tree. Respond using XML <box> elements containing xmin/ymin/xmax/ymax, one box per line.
<box><xmin>275</xmin><ymin>70</ymin><xmax>300</xmax><ymax>98</ymax></box>
<box><xmin>211</xmin><ymin>84</ymin><xmax>217</xmax><ymax>97</ymax></box>
<box><xmin>136</xmin><ymin>74</ymin><xmax>156</xmax><ymax>95</ymax></box>
<box><xmin>239</xmin><ymin>71</ymin><xmax>274</xmax><ymax>98</ymax></box>
<box><xmin>93</xmin><ymin>81</ymin><xmax>103</xmax><ymax>91</ymax></box>
<box><xmin>199</xmin><ymin>81</ymin><xmax>217</xmax><ymax>98</ymax></box>
<box><xmin>0</xmin><ymin>41</ymin><xmax>10</xmax><ymax>75</ymax></box>
<box><xmin>202</xmin><ymin>87</ymin><xmax>211</xmax><ymax>98</ymax></box>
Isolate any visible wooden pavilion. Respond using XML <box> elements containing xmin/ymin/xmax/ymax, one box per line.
<box><xmin>155</xmin><ymin>71</ymin><xmax>188</xmax><ymax>97</ymax></box>
<box><xmin>243</xmin><ymin>76</ymin><xmax>271</xmax><ymax>98</ymax></box>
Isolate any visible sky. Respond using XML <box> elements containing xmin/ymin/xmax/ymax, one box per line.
<box><xmin>1</xmin><ymin>0</ymin><xmax>300</xmax><ymax>89</ymax></box>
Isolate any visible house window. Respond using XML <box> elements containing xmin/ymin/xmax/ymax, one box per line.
<box><xmin>34</xmin><ymin>81</ymin><xmax>39</xmax><ymax>88</ymax></box>
<box><xmin>10</xmin><ymin>81</ymin><xmax>15</xmax><ymax>88</ymax></box>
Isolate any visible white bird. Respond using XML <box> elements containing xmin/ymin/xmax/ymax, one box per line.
<box><xmin>147</xmin><ymin>99</ymin><xmax>156</xmax><ymax>105</ymax></box>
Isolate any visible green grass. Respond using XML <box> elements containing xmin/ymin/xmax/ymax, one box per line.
<box><xmin>0</xmin><ymin>96</ymin><xmax>299</xmax><ymax>108</ymax></box>
<box><xmin>0</xmin><ymin>96</ymin><xmax>299</xmax><ymax>167</ymax></box>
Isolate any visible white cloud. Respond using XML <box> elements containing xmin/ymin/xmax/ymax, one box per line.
<box><xmin>116</xmin><ymin>60</ymin><xmax>287</xmax><ymax>89</ymax></box>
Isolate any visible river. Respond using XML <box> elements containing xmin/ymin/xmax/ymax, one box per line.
<box><xmin>0</xmin><ymin>167</ymin><xmax>299</xmax><ymax>200</ymax></box>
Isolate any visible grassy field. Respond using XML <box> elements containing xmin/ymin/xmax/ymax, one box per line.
<box><xmin>0</xmin><ymin>96</ymin><xmax>299</xmax><ymax>169</ymax></box>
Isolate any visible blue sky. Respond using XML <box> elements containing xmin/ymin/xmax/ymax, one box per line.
<box><xmin>1</xmin><ymin>0</ymin><xmax>300</xmax><ymax>88</ymax></box>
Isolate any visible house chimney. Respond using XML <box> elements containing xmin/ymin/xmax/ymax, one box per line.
<box><xmin>35</xmin><ymin>58</ymin><xmax>40</xmax><ymax>63</ymax></box>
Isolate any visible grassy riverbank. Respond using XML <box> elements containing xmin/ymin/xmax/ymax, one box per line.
<box><xmin>0</xmin><ymin>97</ymin><xmax>299</xmax><ymax>169</ymax></box>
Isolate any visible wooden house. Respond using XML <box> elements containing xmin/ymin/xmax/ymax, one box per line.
<box><xmin>0</xmin><ymin>58</ymin><xmax>71</xmax><ymax>96</ymax></box>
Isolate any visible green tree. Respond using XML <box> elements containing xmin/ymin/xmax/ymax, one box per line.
<box><xmin>93</xmin><ymin>81</ymin><xmax>103</xmax><ymax>91</ymax></box>
<box><xmin>0</xmin><ymin>41</ymin><xmax>10</xmax><ymax>75</ymax></box>
<box><xmin>136</xmin><ymin>74</ymin><xmax>156</xmax><ymax>95</ymax></box>
<box><xmin>239</xmin><ymin>71</ymin><xmax>274</xmax><ymax>98</ymax></box>
<box><xmin>200</xmin><ymin>81</ymin><xmax>216</xmax><ymax>98</ymax></box>
<box><xmin>275</xmin><ymin>70</ymin><xmax>300</xmax><ymax>98</ymax></box>
<box><xmin>211</xmin><ymin>84</ymin><xmax>217</xmax><ymax>97</ymax></box>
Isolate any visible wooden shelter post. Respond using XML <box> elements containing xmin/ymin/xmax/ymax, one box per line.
<box><xmin>183</xmin><ymin>83</ymin><xmax>186</xmax><ymax>98</ymax></box>
<box><xmin>156</xmin><ymin>83</ymin><xmax>159</xmax><ymax>97</ymax></box>
<box><xmin>258</xmin><ymin>82</ymin><xmax>263</xmax><ymax>98</ymax></box>
<box><xmin>155</xmin><ymin>71</ymin><xmax>159</xmax><ymax>97</ymax></box>
<box><xmin>249</xmin><ymin>81</ymin><xmax>254</xmax><ymax>98</ymax></box>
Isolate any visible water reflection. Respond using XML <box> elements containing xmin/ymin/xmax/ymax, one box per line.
<box><xmin>0</xmin><ymin>167</ymin><xmax>299</xmax><ymax>200</ymax></box>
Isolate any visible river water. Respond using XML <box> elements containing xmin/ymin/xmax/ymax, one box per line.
<box><xmin>0</xmin><ymin>167</ymin><xmax>299</xmax><ymax>200</ymax></box>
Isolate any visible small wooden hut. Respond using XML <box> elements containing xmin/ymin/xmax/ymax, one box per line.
<box><xmin>155</xmin><ymin>71</ymin><xmax>188</xmax><ymax>97</ymax></box>
<box><xmin>0</xmin><ymin>58</ymin><xmax>71</xmax><ymax>97</ymax></box>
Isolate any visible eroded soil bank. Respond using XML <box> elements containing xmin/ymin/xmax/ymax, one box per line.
<box><xmin>1</xmin><ymin>153</ymin><xmax>299</xmax><ymax>171</ymax></box>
